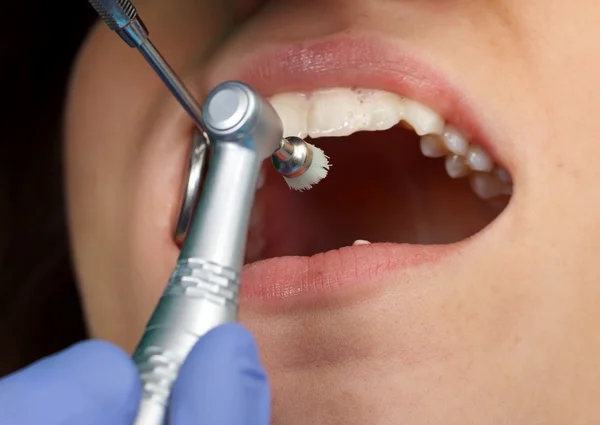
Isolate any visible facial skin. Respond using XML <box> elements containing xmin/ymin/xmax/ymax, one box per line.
<box><xmin>64</xmin><ymin>1</ymin><xmax>600</xmax><ymax>423</ymax></box>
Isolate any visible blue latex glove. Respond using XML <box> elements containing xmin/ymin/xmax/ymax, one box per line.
<box><xmin>0</xmin><ymin>323</ymin><xmax>270</xmax><ymax>425</ymax></box>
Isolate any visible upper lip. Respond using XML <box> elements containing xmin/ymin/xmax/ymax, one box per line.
<box><xmin>204</xmin><ymin>33</ymin><xmax>507</xmax><ymax>167</ymax></box>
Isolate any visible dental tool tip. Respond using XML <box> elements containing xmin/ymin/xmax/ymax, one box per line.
<box><xmin>87</xmin><ymin>0</ymin><xmax>207</xmax><ymax>131</ymax></box>
<box><xmin>271</xmin><ymin>137</ymin><xmax>331</xmax><ymax>191</ymax></box>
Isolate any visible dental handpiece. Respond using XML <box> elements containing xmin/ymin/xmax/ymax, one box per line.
<box><xmin>87</xmin><ymin>0</ymin><xmax>206</xmax><ymax>131</ymax></box>
<box><xmin>87</xmin><ymin>0</ymin><xmax>325</xmax><ymax>197</ymax></box>
<box><xmin>132</xmin><ymin>82</ymin><xmax>282</xmax><ymax>425</ymax></box>
<box><xmin>84</xmin><ymin>3</ymin><xmax>315</xmax><ymax>418</ymax></box>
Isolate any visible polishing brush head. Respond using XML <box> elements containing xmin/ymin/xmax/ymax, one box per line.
<box><xmin>271</xmin><ymin>136</ymin><xmax>330</xmax><ymax>191</ymax></box>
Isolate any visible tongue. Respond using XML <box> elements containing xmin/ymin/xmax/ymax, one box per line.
<box><xmin>248</xmin><ymin>128</ymin><xmax>501</xmax><ymax>261</ymax></box>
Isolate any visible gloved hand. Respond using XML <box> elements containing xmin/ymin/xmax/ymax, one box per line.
<box><xmin>0</xmin><ymin>323</ymin><xmax>270</xmax><ymax>425</ymax></box>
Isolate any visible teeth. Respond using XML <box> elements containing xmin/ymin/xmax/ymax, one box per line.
<box><xmin>493</xmin><ymin>166</ymin><xmax>512</xmax><ymax>185</ymax></box>
<box><xmin>420</xmin><ymin>134</ymin><xmax>448</xmax><ymax>158</ymax></box>
<box><xmin>307</xmin><ymin>89</ymin><xmax>364</xmax><ymax>137</ymax></box>
<box><xmin>356</xmin><ymin>89</ymin><xmax>405</xmax><ymax>131</ymax></box>
<box><xmin>442</xmin><ymin>125</ymin><xmax>469</xmax><ymax>156</ymax></box>
<box><xmin>306</xmin><ymin>88</ymin><xmax>404</xmax><ymax>137</ymax></box>
<box><xmin>269</xmin><ymin>93</ymin><xmax>309</xmax><ymax>138</ymax></box>
<box><xmin>269</xmin><ymin>87</ymin><xmax>512</xmax><ymax>201</ymax></box>
<box><xmin>352</xmin><ymin>239</ymin><xmax>371</xmax><ymax>246</ymax></box>
<box><xmin>270</xmin><ymin>88</ymin><xmax>443</xmax><ymax>139</ymax></box>
<box><xmin>445</xmin><ymin>154</ymin><xmax>471</xmax><ymax>178</ymax></box>
<box><xmin>469</xmin><ymin>172</ymin><xmax>510</xmax><ymax>200</ymax></box>
<box><xmin>401</xmin><ymin>99</ymin><xmax>444</xmax><ymax>136</ymax></box>
<box><xmin>466</xmin><ymin>146</ymin><xmax>494</xmax><ymax>172</ymax></box>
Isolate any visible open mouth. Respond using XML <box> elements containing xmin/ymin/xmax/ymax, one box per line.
<box><xmin>203</xmin><ymin>35</ymin><xmax>513</xmax><ymax>301</ymax></box>
<box><xmin>245</xmin><ymin>87</ymin><xmax>511</xmax><ymax>264</ymax></box>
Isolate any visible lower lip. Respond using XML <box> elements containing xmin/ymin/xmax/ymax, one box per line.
<box><xmin>239</xmin><ymin>243</ymin><xmax>457</xmax><ymax>302</ymax></box>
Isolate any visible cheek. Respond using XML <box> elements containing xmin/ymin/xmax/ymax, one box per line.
<box><xmin>64</xmin><ymin>25</ymin><xmax>193</xmax><ymax>350</ymax></box>
<box><xmin>125</xmin><ymin>109</ymin><xmax>193</xmax><ymax>327</ymax></box>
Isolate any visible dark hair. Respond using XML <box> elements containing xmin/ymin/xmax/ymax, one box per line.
<box><xmin>0</xmin><ymin>0</ymin><xmax>97</xmax><ymax>376</ymax></box>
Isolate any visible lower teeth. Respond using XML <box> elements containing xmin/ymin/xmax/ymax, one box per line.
<box><xmin>418</xmin><ymin>123</ymin><xmax>512</xmax><ymax>200</ymax></box>
<box><xmin>445</xmin><ymin>154</ymin><xmax>471</xmax><ymax>178</ymax></box>
<box><xmin>469</xmin><ymin>171</ymin><xmax>513</xmax><ymax>199</ymax></box>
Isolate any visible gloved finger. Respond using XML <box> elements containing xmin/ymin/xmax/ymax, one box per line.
<box><xmin>169</xmin><ymin>323</ymin><xmax>270</xmax><ymax>425</ymax></box>
<box><xmin>0</xmin><ymin>340</ymin><xmax>141</xmax><ymax>425</ymax></box>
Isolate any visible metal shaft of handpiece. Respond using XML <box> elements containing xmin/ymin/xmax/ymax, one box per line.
<box><xmin>131</xmin><ymin>81</ymin><xmax>283</xmax><ymax>425</ymax></box>
<box><xmin>132</xmin><ymin>142</ymin><xmax>260</xmax><ymax>425</ymax></box>
<box><xmin>273</xmin><ymin>138</ymin><xmax>295</xmax><ymax>160</ymax></box>
<box><xmin>272</xmin><ymin>136</ymin><xmax>312</xmax><ymax>178</ymax></box>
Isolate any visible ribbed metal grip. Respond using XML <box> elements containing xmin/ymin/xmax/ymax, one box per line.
<box><xmin>88</xmin><ymin>0</ymin><xmax>137</xmax><ymax>31</ymax></box>
<box><xmin>165</xmin><ymin>257</ymin><xmax>239</xmax><ymax>305</ymax></box>
<box><xmin>132</xmin><ymin>258</ymin><xmax>240</xmax><ymax>425</ymax></box>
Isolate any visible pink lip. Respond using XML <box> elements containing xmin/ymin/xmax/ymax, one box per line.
<box><xmin>239</xmin><ymin>244</ymin><xmax>460</xmax><ymax>302</ymax></box>
<box><xmin>204</xmin><ymin>34</ymin><xmax>496</xmax><ymax>304</ymax></box>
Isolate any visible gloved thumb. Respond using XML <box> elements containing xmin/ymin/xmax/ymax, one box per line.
<box><xmin>169</xmin><ymin>323</ymin><xmax>271</xmax><ymax>425</ymax></box>
<box><xmin>0</xmin><ymin>340</ymin><xmax>141</xmax><ymax>425</ymax></box>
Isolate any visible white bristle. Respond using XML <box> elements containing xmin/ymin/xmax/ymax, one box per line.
<box><xmin>283</xmin><ymin>143</ymin><xmax>330</xmax><ymax>191</ymax></box>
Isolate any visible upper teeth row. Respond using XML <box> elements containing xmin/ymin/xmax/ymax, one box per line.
<box><xmin>268</xmin><ymin>87</ymin><xmax>512</xmax><ymax>200</ymax></box>
<box><xmin>269</xmin><ymin>88</ymin><xmax>445</xmax><ymax>139</ymax></box>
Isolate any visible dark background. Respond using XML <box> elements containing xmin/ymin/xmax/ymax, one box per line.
<box><xmin>0</xmin><ymin>1</ymin><xmax>97</xmax><ymax>376</ymax></box>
